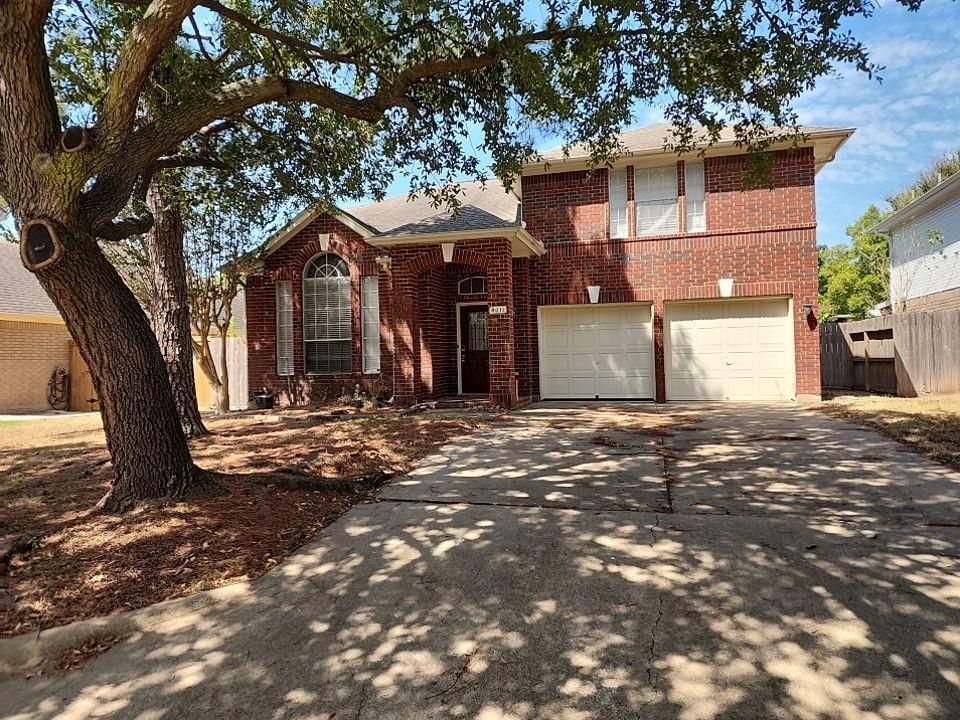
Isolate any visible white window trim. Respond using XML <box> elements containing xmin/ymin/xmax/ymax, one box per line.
<box><xmin>608</xmin><ymin>168</ymin><xmax>628</xmax><ymax>239</ymax></box>
<box><xmin>361</xmin><ymin>275</ymin><xmax>381</xmax><ymax>374</ymax></box>
<box><xmin>635</xmin><ymin>164</ymin><xmax>680</xmax><ymax>237</ymax></box>
<box><xmin>275</xmin><ymin>280</ymin><xmax>294</xmax><ymax>376</ymax></box>
<box><xmin>684</xmin><ymin>161</ymin><xmax>707</xmax><ymax>233</ymax></box>
<box><xmin>303</xmin><ymin>253</ymin><xmax>352</xmax><ymax>375</ymax></box>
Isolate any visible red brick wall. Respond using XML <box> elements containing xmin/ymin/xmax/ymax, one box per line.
<box><xmin>246</xmin><ymin>214</ymin><xmax>388</xmax><ymax>404</ymax></box>
<box><xmin>520</xmin><ymin>147</ymin><xmax>821</xmax><ymax>401</ymax></box>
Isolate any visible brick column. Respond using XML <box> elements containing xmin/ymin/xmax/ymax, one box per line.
<box><xmin>652</xmin><ymin>298</ymin><xmax>666</xmax><ymax>403</ymax></box>
<box><xmin>487</xmin><ymin>242</ymin><xmax>517</xmax><ymax>407</ymax></box>
<box><xmin>391</xmin><ymin>268</ymin><xmax>418</xmax><ymax>405</ymax></box>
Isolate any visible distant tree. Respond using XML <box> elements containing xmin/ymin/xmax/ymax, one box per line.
<box><xmin>888</xmin><ymin>150</ymin><xmax>960</xmax><ymax>211</ymax></box>
<box><xmin>819</xmin><ymin>204</ymin><xmax>890</xmax><ymax>319</ymax></box>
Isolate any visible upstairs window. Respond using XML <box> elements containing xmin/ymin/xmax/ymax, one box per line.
<box><xmin>635</xmin><ymin>164</ymin><xmax>679</xmax><ymax>236</ymax></box>
<box><xmin>608</xmin><ymin>168</ymin><xmax>628</xmax><ymax>238</ymax></box>
<box><xmin>458</xmin><ymin>276</ymin><xmax>487</xmax><ymax>295</ymax></box>
<box><xmin>685</xmin><ymin>161</ymin><xmax>706</xmax><ymax>233</ymax></box>
<box><xmin>303</xmin><ymin>253</ymin><xmax>351</xmax><ymax>374</ymax></box>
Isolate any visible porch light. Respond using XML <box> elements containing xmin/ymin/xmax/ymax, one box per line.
<box><xmin>375</xmin><ymin>253</ymin><xmax>392</xmax><ymax>271</ymax></box>
<box><xmin>587</xmin><ymin>285</ymin><xmax>601</xmax><ymax>304</ymax></box>
<box><xmin>802</xmin><ymin>299</ymin><xmax>815</xmax><ymax>319</ymax></box>
<box><xmin>718</xmin><ymin>278</ymin><xmax>734</xmax><ymax>298</ymax></box>
<box><xmin>319</xmin><ymin>233</ymin><xmax>331</xmax><ymax>252</ymax></box>
<box><xmin>441</xmin><ymin>242</ymin><xmax>456</xmax><ymax>263</ymax></box>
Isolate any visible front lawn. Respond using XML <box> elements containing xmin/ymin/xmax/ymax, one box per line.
<box><xmin>819</xmin><ymin>393</ymin><xmax>960</xmax><ymax>471</ymax></box>
<box><xmin>0</xmin><ymin>408</ymin><xmax>489</xmax><ymax>636</ymax></box>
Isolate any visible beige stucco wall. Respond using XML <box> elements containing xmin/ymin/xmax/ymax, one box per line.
<box><xmin>0</xmin><ymin>318</ymin><xmax>71</xmax><ymax>412</ymax></box>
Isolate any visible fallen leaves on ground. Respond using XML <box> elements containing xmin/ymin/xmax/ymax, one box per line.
<box><xmin>0</xmin><ymin>407</ymin><xmax>488</xmax><ymax>636</ymax></box>
<box><xmin>819</xmin><ymin>393</ymin><xmax>960</xmax><ymax>471</ymax></box>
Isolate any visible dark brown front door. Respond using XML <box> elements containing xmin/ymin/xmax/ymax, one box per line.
<box><xmin>459</xmin><ymin>305</ymin><xmax>489</xmax><ymax>394</ymax></box>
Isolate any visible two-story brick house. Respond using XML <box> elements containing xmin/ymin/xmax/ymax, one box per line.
<box><xmin>246</xmin><ymin>124</ymin><xmax>854</xmax><ymax>407</ymax></box>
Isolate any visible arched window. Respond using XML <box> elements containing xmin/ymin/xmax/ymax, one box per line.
<box><xmin>303</xmin><ymin>253</ymin><xmax>351</xmax><ymax>374</ymax></box>
<box><xmin>458</xmin><ymin>276</ymin><xmax>486</xmax><ymax>295</ymax></box>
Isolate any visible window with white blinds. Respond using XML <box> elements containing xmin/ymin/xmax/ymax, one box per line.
<box><xmin>685</xmin><ymin>161</ymin><xmax>706</xmax><ymax>232</ymax></box>
<box><xmin>635</xmin><ymin>164</ymin><xmax>679</xmax><ymax>236</ymax></box>
<box><xmin>275</xmin><ymin>280</ymin><xmax>294</xmax><ymax>375</ymax></box>
<box><xmin>608</xmin><ymin>168</ymin><xmax>628</xmax><ymax>238</ymax></box>
<box><xmin>303</xmin><ymin>253</ymin><xmax>351</xmax><ymax>374</ymax></box>
<box><xmin>361</xmin><ymin>276</ymin><xmax>380</xmax><ymax>374</ymax></box>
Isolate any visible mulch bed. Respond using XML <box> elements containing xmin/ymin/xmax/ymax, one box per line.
<box><xmin>0</xmin><ymin>408</ymin><xmax>487</xmax><ymax>636</ymax></box>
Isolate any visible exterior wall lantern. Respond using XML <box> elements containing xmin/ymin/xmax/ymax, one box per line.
<box><xmin>441</xmin><ymin>242</ymin><xmax>456</xmax><ymax>263</ymax></box>
<box><xmin>802</xmin><ymin>299</ymin><xmax>815</xmax><ymax>319</ymax></box>
<box><xmin>587</xmin><ymin>285</ymin><xmax>601</xmax><ymax>304</ymax></box>
<box><xmin>318</xmin><ymin>233</ymin><xmax>331</xmax><ymax>252</ymax></box>
<box><xmin>718</xmin><ymin>277</ymin><xmax>734</xmax><ymax>297</ymax></box>
<box><xmin>375</xmin><ymin>253</ymin><xmax>392</xmax><ymax>271</ymax></box>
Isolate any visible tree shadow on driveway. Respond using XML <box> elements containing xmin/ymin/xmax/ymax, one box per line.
<box><xmin>3</xmin><ymin>403</ymin><xmax>959</xmax><ymax>719</ymax></box>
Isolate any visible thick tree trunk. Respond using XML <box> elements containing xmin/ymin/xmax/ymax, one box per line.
<box><xmin>146</xmin><ymin>182</ymin><xmax>208</xmax><ymax>438</ymax></box>
<box><xmin>35</xmin><ymin>225</ymin><xmax>206</xmax><ymax>512</ymax></box>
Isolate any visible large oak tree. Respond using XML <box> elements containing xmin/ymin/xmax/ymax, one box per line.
<box><xmin>0</xmin><ymin>0</ymin><xmax>915</xmax><ymax>510</ymax></box>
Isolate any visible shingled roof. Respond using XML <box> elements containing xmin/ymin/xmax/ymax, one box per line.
<box><xmin>0</xmin><ymin>241</ymin><xmax>61</xmax><ymax>319</ymax></box>
<box><xmin>345</xmin><ymin>179</ymin><xmax>521</xmax><ymax>237</ymax></box>
<box><xmin>536</xmin><ymin>123</ymin><xmax>853</xmax><ymax>163</ymax></box>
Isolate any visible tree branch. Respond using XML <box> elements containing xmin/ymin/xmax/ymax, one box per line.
<box><xmin>199</xmin><ymin>0</ymin><xmax>357</xmax><ymax>64</ymax></box>
<box><xmin>100</xmin><ymin>0</ymin><xmax>199</xmax><ymax>145</ymax></box>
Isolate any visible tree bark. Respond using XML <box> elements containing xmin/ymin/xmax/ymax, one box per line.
<box><xmin>216</xmin><ymin>326</ymin><xmax>230</xmax><ymax>414</ymax></box>
<box><xmin>35</xmin><ymin>224</ymin><xmax>207</xmax><ymax>512</ymax></box>
<box><xmin>146</xmin><ymin>181</ymin><xmax>209</xmax><ymax>438</ymax></box>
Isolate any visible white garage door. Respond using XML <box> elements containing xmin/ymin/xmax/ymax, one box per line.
<box><xmin>539</xmin><ymin>304</ymin><xmax>654</xmax><ymax>399</ymax></box>
<box><xmin>665</xmin><ymin>298</ymin><xmax>794</xmax><ymax>401</ymax></box>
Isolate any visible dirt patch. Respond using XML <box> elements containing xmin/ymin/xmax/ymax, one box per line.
<box><xmin>819</xmin><ymin>394</ymin><xmax>960</xmax><ymax>472</ymax></box>
<box><xmin>0</xmin><ymin>408</ymin><xmax>487</xmax><ymax>636</ymax></box>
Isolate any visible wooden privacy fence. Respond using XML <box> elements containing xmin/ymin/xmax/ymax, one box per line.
<box><xmin>193</xmin><ymin>336</ymin><xmax>248</xmax><ymax>411</ymax></box>
<box><xmin>68</xmin><ymin>337</ymin><xmax>248</xmax><ymax>412</ymax></box>
<box><xmin>820</xmin><ymin>308</ymin><xmax>960</xmax><ymax>396</ymax></box>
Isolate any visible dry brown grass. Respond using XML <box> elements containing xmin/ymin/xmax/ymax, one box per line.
<box><xmin>0</xmin><ymin>408</ymin><xmax>488</xmax><ymax>636</ymax></box>
<box><xmin>820</xmin><ymin>393</ymin><xmax>960</xmax><ymax>471</ymax></box>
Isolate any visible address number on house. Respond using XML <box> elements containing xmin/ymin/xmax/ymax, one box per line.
<box><xmin>489</xmin><ymin>305</ymin><xmax>508</xmax><ymax>315</ymax></box>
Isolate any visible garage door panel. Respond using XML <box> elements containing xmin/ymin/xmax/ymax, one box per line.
<box><xmin>670</xmin><ymin>377</ymin><xmax>724</xmax><ymax>401</ymax></box>
<box><xmin>666</xmin><ymin>299</ymin><xmax>793</xmax><ymax>401</ymax></box>
<box><xmin>543</xmin><ymin>329</ymin><xmax>569</xmax><ymax>349</ymax></box>
<box><xmin>670</xmin><ymin>348</ymin><xmax>724</xmax><ymax>373</ymax></box>
<box><xmin>570</xmin><ymin>353</ymin><xmax>596</xmax><ymax>372</ymax></box>
<box><xmin>541</xmin><ymin>354</ymin><xmax>570</xmax><ymax>373</ymax></box>
<box><xmin>539</xmin><ymin>304</ymin><xmax>653</xmax><ymax>400</ymax></box>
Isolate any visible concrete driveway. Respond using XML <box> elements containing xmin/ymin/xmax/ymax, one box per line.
<box><xmin>3</xmin><ymin>403</ymin><xmax>959</xmax><ymax>719</ymax></box>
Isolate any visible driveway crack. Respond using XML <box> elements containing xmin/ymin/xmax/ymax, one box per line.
<box><xmin>655</xmin><ymin>439</ymin><xmax>675</xmax><ymax>513</ymax></box>
<box><xmin>646</xmin><ymin>594</ymin><xmax>664</xmax><ymax>688</ymax></box>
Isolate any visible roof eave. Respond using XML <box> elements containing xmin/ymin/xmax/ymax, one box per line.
<box><xmin>368</xmin><ymin>226</ymin><xmax>545</xmax><ymax>258</ymax></box>
<box><xmin>522</xmin><ymin>128</ymin><xmax>857</xmax><ymax>176</ymax></box>
<box><xmin>261</xmin><ymin>206</ymin><xmax>376</xmax><ymax>258</ymax></box>
<box><xmin>873</xmin><ymin>171</ymin><xmax>960</xmax><ymax>234</ymax></box>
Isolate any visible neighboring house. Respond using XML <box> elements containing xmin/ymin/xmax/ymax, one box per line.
<box><xmin>0</xmin><ymin>241</ymin><xmax>73</xmax><ymax>412</ymax></box>
<box><xmin>875</xmin><ymin>171</ymin><xmax>960</xmax><ymax>312</ymax></box>
<box><xmin>246</xmin><ymin>124</ymin><xmax>853</xmax><ymax>407</ymax></box>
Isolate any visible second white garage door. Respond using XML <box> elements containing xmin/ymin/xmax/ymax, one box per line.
<box><xmin>665</xmin><ymin>298</ymin><xmax>794</xmax><ymax>401</ymax></box>
<box><xmin>539</xmin><ymin>304</ymin><xmax>654</xmax><ymax>399</ymax></box>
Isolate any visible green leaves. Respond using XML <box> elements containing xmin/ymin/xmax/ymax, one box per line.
<box><xmin>818</xmin><ymin>204</ymin><xmax>891</xmax><ymax>320</ymax></box>
<box><xmin>38</xmin><ymin>0</ymin><xmax>925</xmax><ymax>244</ymax></box>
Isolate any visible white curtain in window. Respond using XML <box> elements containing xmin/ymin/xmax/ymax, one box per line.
<box><xmin>685</xmin><ymin>162</ymin><xmax>706</xmax><ymax>232</ymax></box>
<box><xmin>361</xmin><ymin>276</ymin><xmax>380</xmax><ymax>374</ymax></box>
<box><xmin>608</xmin><ymin>168</ymin><xmax>628</xmax><ymax>238</ymax></box>
<box><xmin>275</xmin><ymin>280</ymin><xmax>294</xmax><ymax>375</ymax></box>
<box><xmin>303</xmin><ymin>253</ymin><xmax>352</xmax><ymax>374</ymax></box>
<box><xmin>635</xmin><ymin>164</ymin><xmax>679</xmax><ymax>236</ymax></box>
